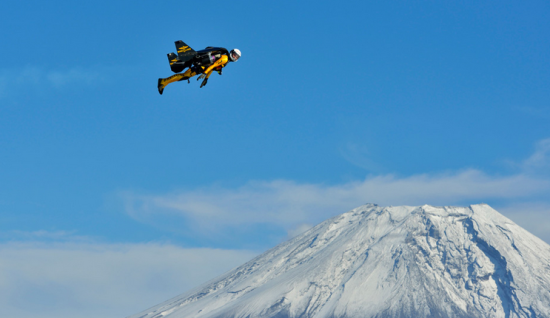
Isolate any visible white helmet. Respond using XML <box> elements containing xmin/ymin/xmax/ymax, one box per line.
<box><xmin>229</xmin><ymin>48</ymin><xmax>241</xmax><ymax>62</ymax></box>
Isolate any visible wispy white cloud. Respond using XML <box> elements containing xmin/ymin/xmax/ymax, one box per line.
<box><xmin>521</xmin><ymin>138</ymin><xmax>550</xmax><ymax>173</ymax></box>
<box><xmin>1</xmin><ymin>230</ymin><xmax>96</xmax><ymax>243</ymax></box>
<box><xmin>122</xmin><ymin>168</ymin><xmax>550</xmax><ymax>240</ymax></box>
<box><xmin>496</xmin><ymin>202</ymin><xmax>550</xmax><ymax>244</ymax></box>
<box><xmin>0</xmin><ymin>241</ymin><xmax>257</xmax><ymax>318</ymax></box>
<box><xmin>515</xmin><ymin>105</ymin><xmax>550</xmax><ymax>119</ymax></box>
<box><xmin>339</xmin><ymin>142</ymin><xmax>385</xmax><ymax>172</ymax></box>
<box><xmin>0</xmin><ymin>65</ymin><xmax>115</xmax><ymax>98</ymax></box>
<box><xmin>46</xmin><ymin>67</ymin><xmax>105</xmax><ymax>88</ymax></box>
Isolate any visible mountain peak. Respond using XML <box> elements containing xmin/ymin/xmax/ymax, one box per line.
<box><xmin>129</xmin><ymin>204</ymin><xmax>550</xmax><ymax>318</ymax></box>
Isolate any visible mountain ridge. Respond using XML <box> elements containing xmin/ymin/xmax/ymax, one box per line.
<box><xmin>128</xmin><ymin>204</ymin><xmax>550</xmax><ymax>318</ymax></box>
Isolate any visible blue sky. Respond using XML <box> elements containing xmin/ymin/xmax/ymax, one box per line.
<box><xmin>1</xmin><ymin>1</ymin><xmax>550</xmax><ymax>317</ymax></box>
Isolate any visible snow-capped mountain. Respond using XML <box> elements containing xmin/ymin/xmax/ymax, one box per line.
<box><xmin>128</xmin><ymin>204</ymin><xmax>550</xmax><ymax>318</ymax></box>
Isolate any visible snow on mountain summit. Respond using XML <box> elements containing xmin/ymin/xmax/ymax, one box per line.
<box><xmin>128</xmin><ymin>204</ymin><xmax>550</xmax><ymax>318</ymax></box>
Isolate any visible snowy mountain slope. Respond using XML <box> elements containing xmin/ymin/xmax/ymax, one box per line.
<box><xmin>128</xmin><ymin>204</ymin><xmax>550</xmax><ymax>318</ymax></box>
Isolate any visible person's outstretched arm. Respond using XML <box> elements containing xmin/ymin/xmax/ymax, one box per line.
<box><xmin>199</xmin><ymin>55</ymin><xmax>229</xmax><ymax>87</ymax></box>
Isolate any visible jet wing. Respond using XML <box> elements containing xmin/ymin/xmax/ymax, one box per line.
<box><xmin>167</xmin><ymin>40</ymin><xmax>197</xmax><ymax>73</ymax></box>
<box><xmin>174</xmin><ymin>40</ymin><xmax>196</xmax><ymax>63</ymax></box>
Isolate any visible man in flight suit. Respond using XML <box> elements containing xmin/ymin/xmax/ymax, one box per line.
<box><xmin>158</xmin><ymin>48</ymin><xmax>241</xmax><ymax>94</ymax></box>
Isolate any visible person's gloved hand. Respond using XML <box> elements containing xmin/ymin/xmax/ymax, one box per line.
<box><xmin>200</xmin><ymin>78</ymin><xmax>208</xmax><ymax>88</ymax></box>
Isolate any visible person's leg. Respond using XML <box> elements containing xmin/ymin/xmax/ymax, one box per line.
<box><xmin>158</xmin><ymin>68</ymin><xmax>197</xmax><ymax>94</ymax></box>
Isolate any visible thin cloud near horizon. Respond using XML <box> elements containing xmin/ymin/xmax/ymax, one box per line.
<box><xmin>122</xmin><ymin>139</ymin><xmax>550</xmax><ymax>243</ymax></box>
<box><xmin>0</xmin><ymin>241</ymin><xmax>257</xmax><ymax>318</ymax></box>
<box><xmin>0</xmin><ymin>65</ymin><xmax>125</xmax><ymax>98</ymax></box>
